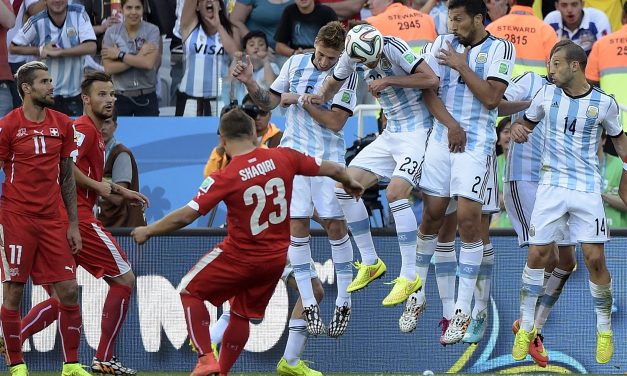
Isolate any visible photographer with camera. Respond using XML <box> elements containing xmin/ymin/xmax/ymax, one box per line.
<box><xmin>203</xmin><ymin>94</ymin><xmax>282</xmax><ymax>177</ymax></box>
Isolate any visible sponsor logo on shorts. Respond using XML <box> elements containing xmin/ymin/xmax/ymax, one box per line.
<box><xmin>16</xmin><ymin>128</ymin><xmax>27</xmax><ymax>138</ymax></box>
<box><xmin>65</xmin><ymin>265</ymin><xmax>75</xmax><ymax>274</ymax></box>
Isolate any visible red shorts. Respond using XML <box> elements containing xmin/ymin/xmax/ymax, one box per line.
<box><xmin>180</xmin><ymin>248</ymin><xmax>285</xmax><ymax>320</ymax></box>
<box><xmin>74</xmin><ymin>219</ymin><xmax>131</xmax><ymax>279</ymax></box>
<box><xmin>0</xmin><ymin>212</ymin><xmax>76</xmax><ymax>285</ymax></box>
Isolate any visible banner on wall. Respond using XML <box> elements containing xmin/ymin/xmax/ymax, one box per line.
<box><xmin>9</xmin><ymin>231</ymin><xmax>626</xmax><ymax>373</ymax></box>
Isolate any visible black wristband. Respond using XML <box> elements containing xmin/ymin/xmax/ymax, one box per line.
<box><xmin>117</xmin><ymin>51</ymin><xmax>126</xmax><ymax>61</ymax></box>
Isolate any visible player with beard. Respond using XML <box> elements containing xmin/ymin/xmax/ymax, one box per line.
<box><xmin>0</xmin><ymin>61</ymin><xmax>88</xmax><ymax>376</ymax></box>
<box><xmin>18</xmin><ymin>71</ymin><xmax>148</xmax><ymax>376</ymax></box>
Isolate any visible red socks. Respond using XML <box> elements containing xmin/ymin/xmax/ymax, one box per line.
<box><xmin>1</xmin><ymin>306</ymin><xmax>23</xmax><ymax>365</ymax></box>
<box><xmin>57</xmin><ymin>304</ymin><xmax>82</xmax><ymax>363</ymax></box>
<box><xmin>219</xmin><ymin>312</ymin><xmax>250</xmax><ymax>375</ymax></box>
<box><xmin>20</xmin><ymin>298</ymin><xmax>59</xmax><ymax>343</ymax></box>
<box><xmin>96</xmin><ymin>283</ymin><xmax>132</xmax><ymax>361</ymax></box>
<box><xmin>180</xmin><ymin>293</ymin><xmax>213</xmax><ymax>356</ymax></box>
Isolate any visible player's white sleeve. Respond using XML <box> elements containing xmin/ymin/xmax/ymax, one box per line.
<box><xmin>602</xmin><ymin>97</ymin><xmax>623</xmax><ymax>137</ymax></box>
<box><xmin>12</xmin><ymin>16</ymin><xmax>38</xmax><ymax>46</ymax></box>
<box><xmin>523</xmin><ymin>85</ymin><xmax>546</xmax><ymax>124</ymax></box>
<box><xmin>331</xmin><ymin>72</ymin><xmax>358</xmax><ymax>115</ymax></box>
<box><xmin>385</xmin><ymin>36</ymin><xmax>422</xmax><ymax>75</ymax></box>
<box><xmin>486</xmin><ymin>39</ymin><xmax>516</xmax><ymax>85</ymax></box>
<box><xmin>504</xmin><ymin>72</ymin><xmax>532</xmax><ymax>101</ymax></box>
<box><xmin>332</xmin><ymin>52</ymin><xmax>356</xmax><ymax>81</ymax></box>
<box><xmin>269</xmin><ymin>56</ymin><xmax>294</xmax><ymax>95</ymax></box>
<box><xmin>421</xmin><ymin>36</ymin><xmax>445</xmax><ymax>78</ymax></box>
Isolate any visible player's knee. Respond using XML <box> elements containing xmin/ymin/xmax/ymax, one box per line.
<box><xmin>325</xmin><ymin>220</ymin><xmax>347</xmax><ymax>239</ymax></box>
<box><xmin>385</xmin><ymin>185</ymin><xmax>411</xmax><ymax>203</ymax></box>
<box><xmin>312</xmin><ymin>279</ymin><xmax>324</xmax><ymax>303</ymax></box>
<box><xmin>55</xmin><ymin>280</ymin><xmax>80</xmax><ymax>305</ymax></box>
<box><xmin>583</xmin><ymin>251</ymin><xmax>607</xmax><ymax>274</ymax></box>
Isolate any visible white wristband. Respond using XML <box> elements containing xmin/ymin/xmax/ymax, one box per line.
<box><xmin>298</xmin><ymin>96</ymin><xmax>305</xmax><ymax>106</ymax></box>
<box><xmin>39</xmin><ymin>45</ymin><xmax>44</xmax><ymax>57</ymax></box>
<box><xmin>623</xmin><ymin>162</ymin><xmax>627</xmax><ymax>171</ymax></box>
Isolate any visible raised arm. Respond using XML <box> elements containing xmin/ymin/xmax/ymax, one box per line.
<box><xmin>318</xmin><ymin>161</ymin><xmax>363</xmax><ymax>198</ymax></box>
<box><xmin>232</xmin><ymin>55</ymin><xmax>281</xmax><ymax>111</ymax></box>
<box><xmin>131</xmin><ymin>206</ymin><xmax>200</xmax><ymax>244</ymax></box>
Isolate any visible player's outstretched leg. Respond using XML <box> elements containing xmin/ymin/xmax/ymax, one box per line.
<box><xmin>180</xmin><ymin>293</ymin><xmax>220</xmax><ymax>376</ymax></box>
<box><xmin>334</xmin><ymin>187</ymin><xmax>386</xmax><ymax>293</ymax></box>
<box><xmin>383</xmin><ymin>198</ymin><xmax>421</xmax><ymax>307</ymax></box>
<box><xmin>278</xmin><ymin>277</ymin><xmax>324</xmax><ymax>376</ymax></box>
<box><xmin>328</xmin><ymin>228</ymin><xmax>353</xmax><ymax>338</ymax></box>
<box><xmin>463</xmin><ymin>240</ymin><xmax>494</xmax><ymax>344</ymax></box>
<box><xmin>399</xmin><ymin>231</ymin><xmax>436</xmax><ymax>333</ymax></box>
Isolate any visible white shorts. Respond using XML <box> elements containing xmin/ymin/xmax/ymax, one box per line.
<box><xmin>482</xmin><ymin>152</ymin><xmax>499</xmax><ymax>214</ymax></box>
<box><xmin>529</xmin><ymin>185</ymin><xmax>607</xmax><ymax>245</ymax></box>
<box><xmin>349</xmin><ymin>128</ymin><xmax>429</xmax><ymax>187</ymax></box>
<box><xmin>281</xmin><ymin>259</ymin><xmax>318</xmax><ymax>284</ymax></box>
<box><xmin>419</xmin><ymin>141</ymin><xmax>492</xmax><ymax>204</ymax></box>
<box><xmin>290</xmin><ymin>175</ymin><xmax>344</xmax><ymax>219</ymax></box>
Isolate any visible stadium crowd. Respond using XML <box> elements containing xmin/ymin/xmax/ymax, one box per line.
<box><xmin>2</xmin><ymin>0</ymin><xmax>627</xmax><ymax>376</ymax></box>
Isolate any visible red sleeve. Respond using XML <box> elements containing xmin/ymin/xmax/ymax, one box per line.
<box><xmin>61</xmin><ymin>118</ymin><xmax>78</xmax><ymax>158</ymax></box>
<box><xmin>188</xmin><ymin>171</ymin><xmax>230</xmax><ymax>215</ymax></box>
<box><xmin>279</xmin><ymin>147</ymin><xmax>322</xmax><ymax>177</ymax></box>
<box><xmin>73</xmin><ymin>121</ymin><xmax>95</xmax><ymax>164</ymax></box>
<box><xmin>0</xmin><ymin>117</ymin><xmax>11</xmax><ymax>162</ymax></box>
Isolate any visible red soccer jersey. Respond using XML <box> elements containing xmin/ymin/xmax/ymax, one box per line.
<box><xmin>73</xmin><ymin>115</ymin><xmax>105</xmax><ymax>219</ymax></box>
<box><xmin>0</xmin><ymin>108</ymin><xmax>77</xmax><ymax>218</ymax></box>
<box><xmin>190</xmin><ymin>147</ymin><xmax>321</xmax><ymax>260</ymax></box>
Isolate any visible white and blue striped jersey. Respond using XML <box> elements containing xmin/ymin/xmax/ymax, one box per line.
<box><xmin>270</xmin><ymin>53</ymin><xmax>358</xmax><ymax>164</ymax></box>
<box><xmin>178</xmin><ymin>25</ymin><xmax>228</xmax><ymax>98</ymax></box>
<box><xmin>504</xmin><ymin>72</ymin><xmax>548</xmax><ymax>182</ymax></box>
<box><xmin>333</xmin><ymin>36</ymin><xmax>431</xmax><ymax>132</ymax></box>
<box><xmin>525</xmin><ymin>84</ymin><xmax>622</xmax><ymax>193</ymax></box>
<box><xmin>12</xmin><ymin>5</ymin><xmax>96</xmax><ymax>97</ymax></box>
<box><xmin>423</xmin><ymin>34</ymin><xmax>516</xmax><ymax>155</ymax></box>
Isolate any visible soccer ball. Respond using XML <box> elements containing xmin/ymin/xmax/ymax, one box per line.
<box><xmin>345</xmin><ymin>24</ymin><xmax>383</xmax><ymax>65</ymax></box>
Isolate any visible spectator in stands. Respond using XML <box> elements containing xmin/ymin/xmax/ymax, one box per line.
<box><xmin>102</xmin><ymin>0</ymin><xmax>162</xmax><ymax>116</ymax></box>
<box><xmin>366</xmin><ymin>0</ymin><xmax>437</xmax><ymax>51</ymax></box>
<box><xmin>598</xmin><ymin>131</ymin><xmax>627</xmax><ymax>228</ymax></box>
<box><xmin>274</xmin><ymin>0</ymin><xmax>338</xmax><ymax>57</ymax></box>
<box><xmin>0</xmin><ymin>0</ymin><xmax>16</xmax><ymax>118</ymax></box>
<box><xmin>486</xmin><ymin>0</ymin><xmax>558</xmax><ymax>76</ymax></box>
<box><xmin>204</xmin><ymin>94</ymin><xmax>282</xmax><ymax>176</ymax></box>
<box><xmin>415</xmin><ymin>0</ymin><xmax>448</xmax><ymax>35</ymax></box>
<box><xmin>585</xmin><ymin>0</ymin><xmax>626</xmax><ymax>32</ymax></box>
<box><xmin>484</xmin><ymin>0</ymin><xmax>510</xmax><ymax>25</ymax></box>
<box><xmin>586</xmin><ymin>2</ymin><xmax>627</xmax><ymax>129</ymax></box>
<box><xmin>544</xmin><ymin>0</ymin><xmax>611</xmax><ymax>55</ymax></box>
<box><xmin>176</xmin><ymin>0</ymin><xmax>238</xmax><ymax>116</ymax></box>
<box><xmin>98</xmin><ymin>110</ymin><xmax>147</xmax><ymax>227</ymax></box>
<box><xmin>492</xmin><ymin>116</ymin><xmax>512</xmax><ymax>228</ymax></box>
<box><xmin>222</xmin><ymin>31</ymin><xmax>280</xmax><ymax>105</ymax></box>
<box><xmin>230</xmin><ymin>0</ymin><xmax>293</xmax><ymax>50</ymax></box>
<box><xmin>10</xmin><ymin>0</ymin><xmax>97</xmax><ymax>116</ymax></box>
<box><xmin>319</xmin><ymin>0</ymin><xmax>366</xmax><ymax>26</ymax></box>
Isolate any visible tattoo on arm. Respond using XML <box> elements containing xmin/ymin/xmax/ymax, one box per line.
<box><xmin>249</xmin><ymin>87</ymin><xmax>274</xmax><ymax>111</ymax></box>
<box><xmin>60</xmin><ymin>157</ymin><xmax>78</xmax><ymax>223</ymax></box>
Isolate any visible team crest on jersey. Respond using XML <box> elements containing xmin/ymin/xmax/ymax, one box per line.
<box><xmin>49</xmin><ymin>128</ymin><xmax>59</xmax><ymax>137</ymax></box>
<box><xmin>380</xmin><ymin>56</ymin><xmax>392</xmax><ymax>71</ymax></box>
<box><xmin>16</xmin><ymin>128</ymin><xmax>27</xmax><ymax>138</ymax></box>
<box><xmin>199</xmin><ymin>176</ymin><xmax>215</xmax><ymax>193</ymax></box>
<box><xmin>66</xmin><ymin>27</ymin><xmax>77</xmax><ymax>39</ymax></box>
<box><xmin>341</xmin><ymin>91</ymin><xmax>352</xmax><ymax>104</ymax></box>
<box><xmin>586</xmin><ymin>105</ymin><xmax>599</xmax><ymax>119</ymax></box>
<box><xmin>74</xmin><ymin>130</ymin><xmax>85</xmax><ymax>147</ymax></box>
<box><xmin>475</xmin><ymin>53</ymin><xmax>488</xmax><ymax>64</ymax></box>
<box><xmin>499</xmin><ymin>63</ymin><xmax>509</xmax><ymax>74</ymax></box>
<box><xmin>403</xmin><ymin>52</ymin><xmax>416</xmax><ymax>64</ymax></box>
